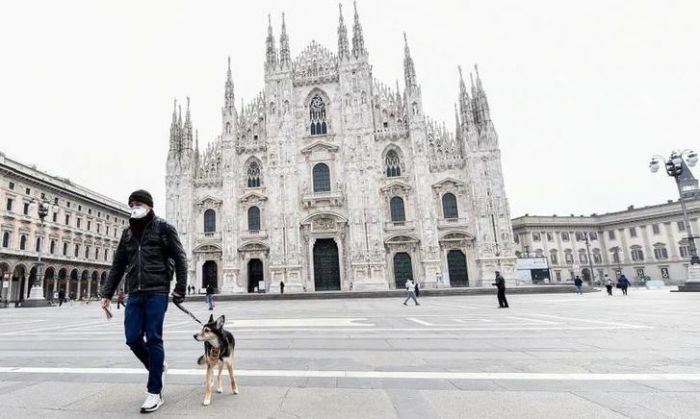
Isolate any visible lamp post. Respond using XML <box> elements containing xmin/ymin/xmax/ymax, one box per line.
<box><xmin>23</xmin><ymin>199</ymin><xmax>59</xmax><ymax>307</ymax></box>
<box><xmin>649</xmin><ymin>150</ymin><xmax>700</xmax><ymax>291</ymax></box>
<box><xmin>611</xmin><ymin>246</ymin><xmax>622</xmax><ymax>277</ymax></box>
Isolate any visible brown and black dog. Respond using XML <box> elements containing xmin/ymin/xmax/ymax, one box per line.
<box><xmin>193</xmin><ymin>314</ymin><xmax>239</xmax><ymax>405</ymax></box>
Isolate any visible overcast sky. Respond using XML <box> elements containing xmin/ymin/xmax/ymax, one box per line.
<box><xmin>1</xmin><ymin>0</ymin><xmax>699</xmax><ymax>217</ymax></box>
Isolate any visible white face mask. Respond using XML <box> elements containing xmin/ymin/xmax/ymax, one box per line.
<box><xmin>130</xmin><ymin>206</ymin><xmax>149</xmax><ymax>219</ymax></box>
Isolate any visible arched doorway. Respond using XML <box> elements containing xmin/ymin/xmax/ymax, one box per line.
<box><xmin>247</xmin><ymin>259</ymin><xmax>263</xmax><ymax>293</ymax></box>
<box><xmin>69</xmin><ymin>269</ymin><xmax>79</xmax><ymax>299</ymax></box>
<box><xmin>28</xmin><ymin>266</ymin><xmax>38</xmax><ymax>299</ymax></box>
<box><xmin>80</xmin><ymin>270</ymin><xmax>89</xmax><ymax>298</ymax></box>
<box><xmin>11</xmin><ymin>264</ymin><xmax>26</xmax><ymax>302</ymax></box>
<box><xmin>91</xmin><ymin>271</ymin><xmax>99</xmax><ymax>297</ymax></box>
<box><xmin>202</xmin><ymin>261</ymin><xmax>218</xmax><ymax>292</ymax></box>
<box><xmin>58</xmin><ymin>268</ymin><xmax>67</xmax><ymax>295</ymax></box>
<box><xmin>44</xmin><ymin>267</ymin><xmax>56</xmax><ymax>299</ymax></box>
<box><xmin>447</xmin><ymin>249</ymin><xmax>469</xmax><ymax>287</ymax></box>
<box><xmin>313</xmin><ymin>239</ymin><xmax>340</xmax><ymax>291</ymax></box>
<box><xmin>393</xmin><ymin>252</ymin><xmax>413</xmax><ymax>289</ymax></box>
<box><xmin>581</xmin><ymin>268</ymin><xmax>591</xmax><ymax>283</ymax></box>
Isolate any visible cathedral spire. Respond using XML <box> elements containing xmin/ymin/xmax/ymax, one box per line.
<box><xmin>169</xmin><ymin>98</ymin><xmax>179</xmax><ymax>151</ymax></box>
<box><xmin>475</xmin><ymin>64</ymin><xmax>484</xmax><ymax>93</ymax></box>
<box><xmin>403</xmin><ymin>32</ymin><xmax>417</xmax><ymax>91</ymax></box>
<box><xmin>224</xmin><ymin>56</ymin><xmax>235</xmax><ymax>110</ymax></box>
<box><xmin>279</xmin><ymin>12</ymin><xmax>290</xmax><ymax>69</ymax></box>
<box><xmin>337</xmin><ymin>3</ymin><xmax>350</xmax><ymax>60</ymax></box>
<box><xmin>183</xmin><ymin>96</ymin><xmax>193</xmax><ymax>149</ymax></box>
<box><xmin>265</xmin><ymin>14</ymin><xmax>278</xmax><ymax>71</ymax></box>
<box><xmin>351</xmin><ymin>1</ymin><xmax>366</xmax><ymax>58</ymax></box>
<box><xmin>454</xmin><ymin>102</ymin><xmax>462</xmax><ymax>139</ymax></box>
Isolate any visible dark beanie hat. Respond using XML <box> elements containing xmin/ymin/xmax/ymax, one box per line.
<box><xmin>128</xmin><ymin>189</ymin><xmax>153</xmax><ymax>207</ymax></box>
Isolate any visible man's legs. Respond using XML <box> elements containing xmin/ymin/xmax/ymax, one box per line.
<box><xmin>125</xmin><ymin>293</ymin><xmax>149</xmax><ymax>369</ymax></box>
<box><xmin>144</xmin><ymin>293</ymin><xmax>168</xmax><ymax>394</ymax></box>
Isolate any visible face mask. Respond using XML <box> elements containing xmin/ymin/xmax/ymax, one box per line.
<box><xmin>130</xmin><ymin>206</ymin><xmax>149</xmax><ymax>219</ymax></box>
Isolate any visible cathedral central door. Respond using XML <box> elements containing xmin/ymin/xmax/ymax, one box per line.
<box><xmin>393</xmin><ymin>252</ymin><xmax>413</xmax><ymax>289</ymax></box>
<box><xmin>447</xmin><ymin>249</ymin><xmax>469</xmax><ymax>287</ymax></box>
<box><xmin>202</xmin><ymin>261</ymin><xmax>218</xmax><ymax>291</ymax></box>
<box><xmin>313</xmin><ymin>239</ymin><xmax>340</xmax><ymax>291</ymax></box>
<box><xmin>248</xmin><ymin>259</ymin><xmax>263</xmax><ymax>293</ymax></box>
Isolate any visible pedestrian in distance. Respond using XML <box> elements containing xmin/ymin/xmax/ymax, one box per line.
<box><xmin>206</xmin><ymin>283</ymin><xmax>215</xmax><ymax>311</ymax></box>
<box><xmin>403</xmin><ymin>279</ymin><xmax>419</xmax><ymax>306</ymax></box>
<box><xmin>58</xmin><ymin>288</ymin><xmax>66</xmax><ymax>307</ymax></box>
<box><xmin>280</xmin><ymin>280</ymin><xmax>285</xmax><ymax>294</ymax></box>
<box><xmin>617</xmin><ymin>274</ymin><xmax>630</xmax><ymax>296</ymax></box>
<box><xmin>414</xmin><ymin>281</ymin><xmax>420</xmax><ymax>298</ymax></box>
<box><xmin>574</xmin><ymin>276</ymin><xmax>583</xmax><ymax>295</ymax></box>
<box><xmin>99</xmin><ymin>189</ymin><xmax>188</xmax><ymax>414</ymax></box>
<box><xmin>605</xmin><ymin>275</ymin><xmax>613</xmax><ymax>296</ymax></box>
<box><xmin>117</xmin><ymin>289</ymin><xmax>126</xmax><ymax>309</ymax></box>
<box><xmin>492</xmin><ymin>271</ymin><xmax>509</xmax><ymax>308</ymax></box>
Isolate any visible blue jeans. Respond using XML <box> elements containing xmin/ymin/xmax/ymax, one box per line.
<box><xmin>124</xmin><ymin>292</ymin><xmax>168</xmax><ymax>394</ymax></box>
<box><xmin>206</xmin><ymin>294</ymin><xmax>214</xmax><ymax>309</ymax></box>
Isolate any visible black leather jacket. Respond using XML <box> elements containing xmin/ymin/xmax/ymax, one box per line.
<box><xmin>101</xmin><ymin>216</ymin><xmax>187</xmax><ymax>299</ymax></box>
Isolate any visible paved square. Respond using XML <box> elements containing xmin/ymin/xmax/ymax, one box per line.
<box><xmin>1</xmin><ymin>289</ymin><xmax>699</xmax><ymax>418</ymax></box>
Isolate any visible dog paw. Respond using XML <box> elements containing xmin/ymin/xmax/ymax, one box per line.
<box><xmin>233</xmin><ymin>389</ymin><xmax>239</xmax><ymax>395</ymax></box>
<box><xmin>217</xmin><ymin>388</ymin><xmax>223</xmax><ymax>394</ymax></box>
<box><xmin>203</xmin><ymin>399</ymin><xmax>211</xmax><ymax>406</ymax></box>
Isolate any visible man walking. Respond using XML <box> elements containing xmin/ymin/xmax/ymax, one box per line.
<box><xmin>280</xmin><ymin>280</ymin><xmax>285</xmax><ymax>294</ymax></box>
<box><xmin>205</xmin><ymin>282</ymin><xmax>215</xmax><ymax>311</ymax></box>
<box><xmin>618</xmin><ymin>274</ymin><xmax>630</xmax><ymax>296</ymax></box>
<box><xmin>492</xmin><ymin>271</ymin><xmax>509</xmax><ymax>308</ymax></box>
<box><xmin>403</xmin><ymin>279</ymin><xmax>419</xmax><ymax>306</ymax></box>
<box><xmin>58</xmin><ymin>288</ymin><xmax>66</xmax><ymax>308</ymax></box>
<box><xmin>604</xmin><ymin>275</ymin><xmax>613</xmax><ymax>296</ymax></box>
<box><xmin>574</xmin><ymin>275</ymin><xmax>583</xmax><ymax>295</ymax></box>
<box><xmin>100</xmin><ymin>190</ymin><xmax>187</xmax><ymax>413</ymax></box>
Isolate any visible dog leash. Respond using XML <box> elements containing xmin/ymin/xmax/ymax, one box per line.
<box><xmin>173</xmin><ymin>300</ymin><xmax>203</xmax><ymax>325</ymax></box>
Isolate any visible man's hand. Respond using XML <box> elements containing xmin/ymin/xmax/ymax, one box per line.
<box><xmin>172</xmin><ymin>290</ymin><xmax>185</xmax><ymax>304</ymax></box>
<box><xmin>100</xmin><ymin>297</ymin><xmax>113</xmax><ymax>320</ymax></box>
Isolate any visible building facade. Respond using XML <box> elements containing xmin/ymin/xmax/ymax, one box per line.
<box><xmin>512</xmin><ymin>198</ymin><xmax>700</xmax><ymax>284</ymax></box>
<box><xmin>165</xmin><ymin>4</ymin><xmax>516</xmax><ymax>294</ymax></box>
<box><xmin>0</xmin><ymin>152</ymin><xmax>130</xmax><ymax>303</ymax></box>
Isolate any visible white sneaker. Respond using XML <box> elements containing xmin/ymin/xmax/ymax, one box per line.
<box><xmin>140</xmin><ymin>392</ymin><xmax>163</xmax><ymax>413</ymax></box>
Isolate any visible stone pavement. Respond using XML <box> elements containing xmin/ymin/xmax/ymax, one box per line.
<box><xmin>0</xmin><ymin>288</ymin><xmax>699</xmax><ymax>418</ymax></box>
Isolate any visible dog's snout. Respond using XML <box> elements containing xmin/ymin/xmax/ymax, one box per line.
<box><xmin>193</xmin><ymin>334</ymin><xmax>198</xmax><ymax>341</ymax></box>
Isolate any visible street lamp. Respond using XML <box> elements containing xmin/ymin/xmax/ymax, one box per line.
<box><xmin>649</xmin><ymin>150</ymin><xmax>700</xmax><ymax>291</ymax></box>
<box><xmin>23</xmin><ymin>199</ymin><xmax>59</xmax><ymax>307</ymax></box>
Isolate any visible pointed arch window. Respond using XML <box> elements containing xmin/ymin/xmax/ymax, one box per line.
<box><xmin>309</xmin><ymin>95</ymin><xmax>327</xmax><ymax>135</ymax></box>
<box><xmin>203</xmin><ymin>209</ymin><xmax>216</xmax><ymax>233</ymax></box>
<box><xmin>312</xmin><ymin>163</ymin><xmax>331</xmax><ymax>192</ymax></box>
<box><xmin>247</xmin><ymin>161</ymin><xmax>261</xmax><ymax>188</ymax></box>
<box><xmin>442</xmin><ymin>193</ymin><xmax>458</xmax><ymax>219</ymax></box>
<box><xmin>390</xmin><ymin>197</ymin><xmax>406</xmax><ymax>223</ymax></box>
<box><xmin>248</xmin><ymin>206</ymin><xmax>261</xmax><ymax>232</ymax></box>
<box><xmin>385</xmin><ymin>150</ymin><xmax>401</xmax><ymax>177</ymax></box>
<box><xmin>225</xmin><ymin>122</ymin><xmax>232</xmax><ymax>134</ymax></box>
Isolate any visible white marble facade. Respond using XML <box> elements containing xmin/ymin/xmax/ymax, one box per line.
<box><xmin>165</xmin><ymin>4</ymin><xmax>516</xmax><ymax>294</ymax></box>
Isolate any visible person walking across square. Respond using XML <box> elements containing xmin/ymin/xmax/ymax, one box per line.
<box><xmin>403</xmin><ymin>279</ymin><xmax>419</xmax><ymax>306</ymax></box>
<box><xmin>99</xmin><ymin>189</ymin><xmax>187</xmax><ymax>413</ymax></box>
<box><xmin>493</xmin><ymin>271</ymin><xmax>509</xmax><ymax>308</ymax></box>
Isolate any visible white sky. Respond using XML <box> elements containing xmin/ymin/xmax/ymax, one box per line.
<box><xmin>1</xmin><ymin>0</ymin><xmax>699</xmax><ymax>217</ymax></box>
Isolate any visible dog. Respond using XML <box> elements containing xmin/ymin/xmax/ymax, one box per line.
<box><xmin>193</xmin><ymin>314</ymin><xmax>239</xmax><ymax>405</ymax></box>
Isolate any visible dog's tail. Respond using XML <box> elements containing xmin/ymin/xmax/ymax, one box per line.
<box><xmin>197</xmin><ymin>355</ymin><xmax>206</xmax><ymax>365</ymax></box>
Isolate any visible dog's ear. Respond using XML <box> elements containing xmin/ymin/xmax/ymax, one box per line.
<box><xmin>215</xmin><ymin>315</ymin><xmax>225</xmax><ymax>329</ymax></box>
<box><xmin>208</xmin><ymin>314</ymin><xmax>214</xmax><ymax>324</ymax></box>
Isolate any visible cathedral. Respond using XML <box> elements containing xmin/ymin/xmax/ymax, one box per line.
<box><xmin>165</xmin><ymin>3</ymin><xmax>517</xmax><ymax>294</ymax></box>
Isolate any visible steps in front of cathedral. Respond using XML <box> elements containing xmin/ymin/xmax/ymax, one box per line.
<box><xmin>181</xmin><ymin>284</ymin><xmax>595</xmax><ymax>302</ymax></box>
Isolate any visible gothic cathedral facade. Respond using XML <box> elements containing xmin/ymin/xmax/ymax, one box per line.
<box><xmin>165</xmin><ymin>4</ymin><xmax>517</xmax><ymax>293</ymax></box>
